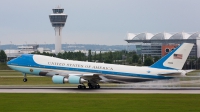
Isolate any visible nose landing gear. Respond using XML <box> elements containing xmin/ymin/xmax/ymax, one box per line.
<box><xmin>23</xmin><ymin>78</ymin><xmax>27</xmax><ymax>82</ymax></box>
<box><xmin>22</xmin><ymin>73</ymin><xmax>27</xmax><ymax>82</ymax></box>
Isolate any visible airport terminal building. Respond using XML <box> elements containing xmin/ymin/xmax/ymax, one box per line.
<box><xmin>125</xmin><ymin>32</ymin><xmax>200</xmax><ymax>58</ymax></box>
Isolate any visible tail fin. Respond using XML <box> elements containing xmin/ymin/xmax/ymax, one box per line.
<box><xmin>150</xmin><ymin>43</ymin><xmax>194</xmax><ymax>70</ymax></box>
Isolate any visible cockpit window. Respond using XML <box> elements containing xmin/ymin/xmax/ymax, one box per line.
<box><xmin>18</xmin><ymin>55</ymin><xmax>22</xmax><ymax>58</ymax></box>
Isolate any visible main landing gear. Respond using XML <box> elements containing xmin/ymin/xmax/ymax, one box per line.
<box><xmin>77</xmin><ymin>85</ymin><xmax>86</xmax><ymax>89</ymax></box>
<box><xmin>88</xmin><ymin>83</ymin><xmax>100</xmax><ymax>89</ymax></box>
<box><xmin>22</xmin><ymin>73</ymin><xmax>27</xmax><ymax>82</ymax></box>
<box><xmin>77</xmin><ymin>83</ymin><xmax>101</xmax><ymax>89</ymax></box>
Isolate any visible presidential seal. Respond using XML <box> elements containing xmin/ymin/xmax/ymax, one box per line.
<box><xmin>30</xmin><ymin>69</ymin><xmax>33</xmax><ymax>72</ymax></box>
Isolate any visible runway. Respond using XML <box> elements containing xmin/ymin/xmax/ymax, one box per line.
<box><xmin>1</xmin><ymin>87</ymin><xmax>200</xmax><ymax>93</ymax></box>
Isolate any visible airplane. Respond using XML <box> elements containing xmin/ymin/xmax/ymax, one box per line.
<box><xmin>7</xmin><ymin>43</ymin><xmax>193</xmax><ymax>89</ymax></box>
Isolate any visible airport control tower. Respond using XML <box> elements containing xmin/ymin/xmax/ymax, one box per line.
<box><xmin>49</xmin><ymin>6</ymin><xmax>67</xmax><ymax>54</ymax></box>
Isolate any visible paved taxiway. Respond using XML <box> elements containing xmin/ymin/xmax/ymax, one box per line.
<box><xmin>0</xmin><ymin>87</ymin><xmax>200</xmax><ymax>93</ymax></box>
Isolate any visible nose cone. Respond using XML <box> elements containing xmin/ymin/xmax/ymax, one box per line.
<box><xmin>7</xmin><ymin>61</ymin><xmax>11</xmax><ymax>65</ymax></box>
<box><xmin>7</xmin><ymin>54</ymin><xmax>35</xmax><ymax>67</ymax></box>
<box><xmin>7</xmin><ymin>58</ymin><xmax>15</xmax><ymax>65</ymax></box>
<box><xmin>7</xmin><ymin>58</ymin><xmax>17</xmax><ymax>70</ymax></box>
<box><xmin>7</xmin><ymin>56</ymin><xmax>21</xmax><ymax>66</ymax></box>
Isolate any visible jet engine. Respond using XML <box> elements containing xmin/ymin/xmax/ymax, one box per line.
<box><xmin>68</xmin><ymin>75</ymin><xmax>86</xmax><ymax>84</ymax></box>
<box><xmin>52</xmin><ymin>75</ymin><xmax>86</xmax><ymax>84</ymax></box>
<box><xmin>52</xmin><ymin>75</ymin><xmax>68</xmax><ymax>84</ymax></box>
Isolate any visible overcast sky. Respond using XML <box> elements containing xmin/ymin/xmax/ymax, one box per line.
<box><xmin>1</xmin><ymin>0</ymin><xmax>200</xmax><ymax>45</ymax></box>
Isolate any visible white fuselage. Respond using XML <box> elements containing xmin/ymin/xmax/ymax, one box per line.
<box><xmin>7</xmin><ymin>43</ymin><xmax>194</xmax><ymax>86</ymax></box>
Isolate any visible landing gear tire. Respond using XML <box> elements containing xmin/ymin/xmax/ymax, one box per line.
<box><xmin>97</xmin><ymin>85</ymin><xmax>100</xmax><ymax>89</ymax></box>
<box><xmin>94</xmin><ymin>85</ymin><xmax>100</xmax><ymax>89</ymax></box>
<box><xmin>88</xmin><ymin>83</ymin><xmax>92</xmax><ymax>86</ymax></box>
<box><xmin>78</xmin><ymin>85</ymin><xmax>86</xmax><ymax>89</ymax></box>
<box><xmin>89</xmin><ymin>86</ymin><xmax>93</xmax><ymax>89</ymax></box>
<box><xmin>88</xmin><ymin>85</ymin><xmax>100</xmax><ymax>89</ymax></box>
<box><xmin>23</xmin><ymin>78</ymin><xmax>27</xmax><ymax>82</ymax></box>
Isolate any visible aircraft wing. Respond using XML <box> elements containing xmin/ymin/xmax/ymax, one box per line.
<box><xmin>158</xmin><ymin>70</ymin><xmax>196</xmax><ymax>76</ymax></box>
<box><xmin>38</xmin><ymin>69</ymin><xmax>95</xmax><ymax>76</ymax></box>
<box><xmin>38</xmin><ymin>69</ymin><xmax>126</xmax><ymax>83</ymax></box>
<box><xmin>184</xmin><ymin>69</ymin><xmax>195</xmax><ymax>73</ymax></box>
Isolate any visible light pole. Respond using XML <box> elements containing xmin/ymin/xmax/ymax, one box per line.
<box><xmin>25</xmin><ymin>41</ymin><xmax>27</xmax><ymax>53</ymax></box>
<box><xmin>10</xmin><ymin>41</ymin><xmax>12</xmax><ymax>49</ymax></box>
<box><xmin>74</xmin><ymin>42</ymin><xmax>76</xmax><ymax>52</ymax></box>
<box><xmin>9</xmin><ymin>41</ymin><xmax>12</xmax><ymax>60</ymax></box>
<box><xmin>65</xmin><ymin>42</ymin><xmax>67</xmax><ymax>51</ymax></box>
<box><xmin>44</xmin><ymin>42</ymin><xmax>46</xmax><ymax>53</ymax></box>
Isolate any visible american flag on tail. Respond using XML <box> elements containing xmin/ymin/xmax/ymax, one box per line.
<box><xmin>173</xmin><ymin>54</ymin><xmax>182</xmax><ymax>59</ymax></box>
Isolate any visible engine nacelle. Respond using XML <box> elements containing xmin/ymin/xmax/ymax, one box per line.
<box><xmin>52</xmin><ymin>75</ymin><xmax>68</xmax><ymax>84</ymax></box>
<box><xmin>68</xmin><ymin>75</ymin><xmax>86</xmax><ymax>84</ymax></box>
<box><xmin>52</xmin><ymin>75</ymin><xmax>86</xmax><ymax>84</ymax></box>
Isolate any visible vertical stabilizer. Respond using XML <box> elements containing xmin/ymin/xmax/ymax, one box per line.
<box><xmin>150</xmin><ymin>43</ymin><xmax>194</xmax><ymax>70</ymax></box>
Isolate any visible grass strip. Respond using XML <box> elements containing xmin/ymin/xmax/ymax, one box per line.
<box><xmin>0</xmin><ymin>94</ymin><xmax>199</xmax><ymax>112</ymax></box>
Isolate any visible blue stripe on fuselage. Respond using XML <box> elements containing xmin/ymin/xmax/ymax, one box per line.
<box><xmin>8</xmin><ymin>65</ymin><xmax>41</xmax><ymax>75</ymax></box>
<box><xmin>9</xmin><ymin>65</ymin><xmax>173</xmax><ymax>80</ymax></box>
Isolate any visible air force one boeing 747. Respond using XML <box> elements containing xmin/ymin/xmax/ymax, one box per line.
<box><xmin>7</xmin><ymin>43</ymin><xmax>193</xmax><ymax>89</ymax></box>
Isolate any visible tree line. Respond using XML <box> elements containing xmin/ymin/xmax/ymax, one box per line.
<box><xmin>0</xmin><ymin>50</ymin><xmax>7</xmax><ymax>62</ymax></box>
